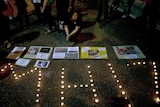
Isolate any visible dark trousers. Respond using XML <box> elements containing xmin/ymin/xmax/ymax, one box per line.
<box><xmin>142</xmin><ymin>3</ymin><xmax>160</xmax><ymax>29</ymax></box>
<box><xmin>0</xmin><ymin>15</ymin><xmax>11</xmax><ymax>43</ymax></box>
<box><xmin>43</xmin><ymin>4</ymin><xmax>56</xmax><ymax>30</ymax></box>
<box><xmin>33</xmin><ymin>3</ymin><xmax>43</xmax><ymax>23</ymax></box>
<box><xmin>96</xmin><ymin>0</ymin><xmax>109</xmax><ymax>20</ymax></box>
<box><xmin>56</xmin><ymin>0</ymin><xmax>69</xmax><ymax>21</ymax></box>
<box><xmin>17</xmin><ymin>9</ymin><xmax>29</xmax><ymax>28</ymax></box>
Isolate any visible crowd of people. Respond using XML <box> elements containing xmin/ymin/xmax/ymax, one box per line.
<box><xmin>0</xmin><ymin>0</ymin><xmax>160</xmax><ymax>48</ymax></box>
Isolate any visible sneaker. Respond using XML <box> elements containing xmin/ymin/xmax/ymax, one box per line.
<box><xmin>45</xmin><ymin>29</ymin><xmax>53</xmax><ymax>35</ymax></box>
<box><xmin>52</xmin><ymin>26</ymin><xmax>57</xmax><ymax>31</ymax></box>
<box><xmin>122</xmin><ymin>15</ymin><xmax>129</xmax><ymax>19</ymax></box>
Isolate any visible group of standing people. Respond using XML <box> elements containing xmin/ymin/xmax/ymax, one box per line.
<box><xmin>140</xmin><ymin>0</ymin><xmax>160</xmax><ymax>30</ymax></box>
<box><xmin>0</xmin><ymin>0</ymin><xmax>83</xmax><ymax>48</ymax></box>
<box><xmin>95</xmin><ymin>0</ymin><xmax>135</xmax><ymax>22</ymax></box>
<box><xmin>95</xmin><ymin>0</ymin><xmax>160</xmax><ymax>30</ymax></box>
<box><xmin>40</xmin><ymin>0</ymin><xmax>82</xmax><ymax>41</ymax></box>
<box><xmin>0</xmin><ymin>0</ymin><xmax>17</xmax><ymax>48</ymax></box>
<box><xmin>17</xmin><ymin>0</ymin><xmax>82</xmax><ymax>42</ymax></box>
<box><xmin>0</xmin><ymin>0</ymin><xmax>31</xmax><ymax>48</ymax></box>
<box><xmin>1</xmin><ymin>0</ymin><xmax>159</xmax><ymax>48</ymax></box>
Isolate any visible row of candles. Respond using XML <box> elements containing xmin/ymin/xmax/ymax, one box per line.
<box><xmin>108</xmin><ymin>61</ymin><xmax>160</xmax><ymax>107</ymax></box>
<box><xmin>60</xmin><ymin>66</ymin><xmax>99</xmax><ymax>106</ymax></box>
<box><xmin>1</xmin><ymin>61</ymin><xmax>159</xmax><ymax>106</ymax></box>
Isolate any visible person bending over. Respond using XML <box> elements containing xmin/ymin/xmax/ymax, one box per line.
<box><xmin>64</xmin><ymin>9</ymin><xmax>82</xmax><ymax>42</ymax></box>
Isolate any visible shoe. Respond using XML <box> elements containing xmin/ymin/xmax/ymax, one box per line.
<box><xmin>122</xmin><ymin>15</ymin><xmax>129</xmax><ymax>19</ymax></box>
<box><xmin>52</xmin><ymin>26</ymin><xmax>57</xmax><ymax>31</ymax></box>
<box><xmin>45</xmin><ymin>29</ymin><xmax>53</xmax><ymax>35</ymax></box>
<box><xmin>7</xmin><ymin>42</ymin><xmax>12</xmax><ymax>48</ymax></box>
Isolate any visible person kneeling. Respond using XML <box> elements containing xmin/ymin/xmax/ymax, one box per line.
<box><xmin>64</xmin><ymin>9</ymin><xmax>82</xmax><ymax>42</ymax></box>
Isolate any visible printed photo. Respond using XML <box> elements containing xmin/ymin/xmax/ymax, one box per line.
<box><xmin>27</xmin><ymin>47</ymin><xmax>39</xmax><ymax>55</ymax></box>
<box><xmin>40</xmin><ymin>48</ymin><xmax>50</xmax><ymax>53</ymax></box>
<box><xmin>88</xmin><ymin>49</ymin><xmax>99</xmax><ymax>58</ymax></box>
<box><xmin>34</xmin><ymin>60</ymin><xmax>50</xmax><ymax>68</ymax></box>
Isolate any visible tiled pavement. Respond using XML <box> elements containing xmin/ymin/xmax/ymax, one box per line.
<box><xmin>0</xmin><ymin>6</ymin><xmax>160</xmax><ymax>107</ymax></box>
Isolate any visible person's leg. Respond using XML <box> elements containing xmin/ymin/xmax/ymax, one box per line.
<box><xmin>141</xmin><ymin>4</ymin><xmax>151</xmax><ymax>29</ymax></box>
<box><xmin>127</xmin><ymin>0</ymin><xmax>135</xmax><ymax>16</ymax></box>
<box><xmin>96</xmin><ymin>0</ymin><xmax>103</xmax><ymax>21</ymax></box>
<box><xmin>34</xmin><ymin>3</ymin><xmax>42</xmax><ymax>24</ymax></box>
<box><xmin>122</xmin><ymin>0</ymin><xmax>128</xmax><ymax>18</ymax></box>
<box><xmin>24</xmin><ymin>9</ymin><xmax>29</xmax><ymax>28</ymax></box>
<box><xmin>44</xmin><ymin>5</ymin><xmax>56</xmax><ymax>34</ymax></box>
<box><xmin>68</xmin><ymin>28</ymin><xmax>81</xmax><ymax>42</ymax></box>
<box><xmin>103</xmin><ymin>0</ymin><xmax>109</xmax><ymax>20</ymax></box>
<box><xmin>56</xmin><ymin>0</ymin><xmax>69</xmax><ymax>31</ymax></box>
<box><xmin>148</xmin><ymin>6</ymin><xmax>159</xmax><ymax>30</ymax></box>
<box><xmin>3</xmin><ymin>17</ymin><xmax>13</xmax><ymax>48</ymax></box>
<box><xmin>69</xmin><ymin>33</ymin><xmax>79</xmax><ymax>42</ymax></box>
<box><xmin>115</xmin><ymin>0</ymin><xmax>122</xmax><ymax>10</ymax></box>
<box><xmin>17</xmin><ymin>14</ymin><xmax>24</xmax><ymax>28</ymax></box>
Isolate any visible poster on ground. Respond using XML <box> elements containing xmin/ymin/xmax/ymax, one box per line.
<box><xmin>80</xmin><ymin>46</ymin><xmax>108</xmax><ymax>59</ymax></box>
<box><xmin>23</xmin><ymin>46</ymin><xmax>53</xmax><ymax>60</ymax></box>
<box><xmin>15</xmin><ymin>58</ymin><xmax>31</xmax><ymax>67</ymax></box>
<box><xmin>52</xmin><ymin>47</ymin><xmax>79</xmax><ymax>59</ymax></box>
<box><xmin>113</xmin><ymin>45</ymin><xmax>146</xmax><ymax>59</ymax></box>
<box><xmin>6</xmin><ymin>46</ymin><xmax>26</xmax><ymax>59</ymax></box>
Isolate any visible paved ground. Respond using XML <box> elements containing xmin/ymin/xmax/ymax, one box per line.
<box><xmin>0</xmin><ymin>5</ymin><xmax>160</xmax><ymax>107</ymax></box>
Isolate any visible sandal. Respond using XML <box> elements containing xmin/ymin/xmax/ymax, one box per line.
<box><xmin>7</xmin><ymin>42</ymin><xmax>12</xmax><ymax>48</ymax></box>
<box><xmin>45</xmin><ymin>29</ymin><xmax>53</xmax><ymax>35</ymax></box>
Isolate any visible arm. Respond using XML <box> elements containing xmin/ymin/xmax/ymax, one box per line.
<box><xmin>69</xmin><ymin>26</ymin><xmax>80</xmax><ymax>36</ymax></box>
<box><xmin>65</xmin><ymin>25</ymin><xmax>80</xmax><ymax>41</ymax></box>
<box><xmin>68</xmin><ymin>0</ymin><xmax>73</xmax><ymax>12</ymax></box>
<box><xmin>8</xmin><ymin>0</ymin><xmax>18</xmax><ymax>17</ymax></box>
<box><xmin>64</xmin><ymin>25</ymin><xmax>70</xmax><ymax>36</ymax></box>
<box><xmin>41</xmin><ymin>0</ymin><xmax>48</xmax><ymax>13</ymax></box>
<box><xmin>64</xmin><ymin>24</ymin><xmax>71</xmax><ymax>41</ymax></box>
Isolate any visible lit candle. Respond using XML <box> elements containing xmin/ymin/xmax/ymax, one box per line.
<box><xmin>95</xmin><ymin>98</ymin><xmax>99</xmax><ymax>103</ymax></box>
<box><xmin>68</xmin><ymin>85</ymin><xmax>71</xmax><ymax>88</ymax></box>
<box><xmin>119</xmin><ymin>85</ymin><xmax>122</xmax><ymax>88</ymax></box>
<box><xmin>61</xmin><ymin>102</ymin><xmax>64</xmax><ymax>106</ymax></box>
<box><xmin>61</xmin><ymin>97</ymin><xmax>64</xmax><ymax>100</ymax></box>
<box><xmin>87</xmin><ymin>65</ymin><xmax>91</xmax><ymax>68</ymax></box>
<box><xmin>122</xmin><ymin>91</ymin><xmax>125</xmax><ymax>95</ymax></box>
<box><xmin>36</xmin><ymin>99</ymin><xmax>39</xmax><ymax>102</ymax></box>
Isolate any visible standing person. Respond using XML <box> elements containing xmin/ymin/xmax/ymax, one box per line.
<box><xmin>121</xmin><ymin>0</ymin><xmax>135</xmax><ymax>18</ymax></box>
<box><xmin>31</xmin><ymin>0</ymin><xmax>45</xmax><ymax>25</ymax></box>
<box><xmin>55</xmin><ymin>0</ymin><xmax>74</xmax><ymax>32</ymax></box>
<box><xmin>0</xmin><ymin>0</ymin><xmax>17</xmax><ymax>48</ymax></box>
<box><xmin>41</xmin><ymin>0</ymin><xmax>57</xmax><ymax>34</ymax></box>
<box><xmin>64</xmin><ymin>8</ymin><xmax>82</xmax><ymax>42</ymax></box>
<box><xmin>141</xmin><ymin>0</ymin><xmax>160</xmax><ymax>30</ymax></box>
<box><xmin>95</xmin><ymin>0</ymin><xmax>109</xmax><ymax>22</ymax></box>
<box><xmin>15</xmin><ymin>0</ymin><xmax>29</xmax><ymax>29</ymax></box>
